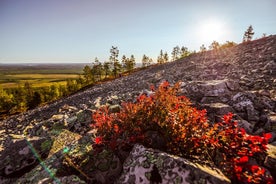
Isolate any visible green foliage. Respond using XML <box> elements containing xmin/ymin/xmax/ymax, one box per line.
<box><xmin>92</xmin><ymin>57</ymin><xmax>103</xmax><ymax>82</ymax></box>
<box><xmin>122</xmin><ymin>55</ymin><xmax>136</xmax><ymax>72</ymax></box>
<box><xmin>110</xmin><ymin>46</ymin><xmax>121</xmax><ymax>77</ymax></box>
<box><xmin>209</xmin><ymin>40</ymin><xmax>220</xmax><ymax>50</ymax></box>
<box><xmin>243</xmin><ymin>25</ymin><xmax>254</xmax><ymax>42</ymax></box>
<box><xmin>200</xmin><ymin>44</ymin><xmax>207</xmax><ymax>52</ymax></box>
<box><xmin>157</xmin><ymin>49</ymin><xmax>168</xmax><ymax>64</ymax></box>
<box><xmin>91</xmin><ymin>82</ymin><xmax>274</xmax><ymax>184</ymax></box>
<box><xmin>0</xmin><ymin>78</ymin><xmax>83</xmax><ymax>118</ymax></box>
<box><xmin>0</xmin><ymin>86</ymin><xmax>15</xmax><ymax>112</ymax></box>
<box><xmin>220</xmin><ymin>41</ymin><xmax>237</xmax><ymax>48</ymax></box>
<box><xmin>83</xmin><ymin>65</ymin><xmax>93</xmax><ymax>84</ymax></box>
<box><xmin>41</xmin><ymin>139</ymin><xmax>53</xmax><ymax>152</ymax></box>
<box><xmin>171</xmin><ymin>46</ymin><xmax>180</xmax><ymax>61</ymax></box>
<box><xmin>180</xmin><ymin>46</ymin><xmax>191</xmax><ymax>58</ymax></box>
<box><xmin>142</xmin><ymin>54</ymin><xmax>153</xmax><ymax>67</ymax></box>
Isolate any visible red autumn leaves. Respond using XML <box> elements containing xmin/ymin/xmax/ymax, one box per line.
<box><xmin>90</xmin><ymin>82</ymin><xmax>274</xmax><ymax>184</ymax></box>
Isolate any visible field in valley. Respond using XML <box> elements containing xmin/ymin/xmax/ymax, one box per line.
<box><xmin>0</xmin><ymin>63</ymin><xmax>88</xmax><ymax>88</ymax></box>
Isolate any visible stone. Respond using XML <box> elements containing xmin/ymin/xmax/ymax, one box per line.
<box><xmin>225</xmin><ymin>80</ymin><xmax>240</xmax><ymax>91</ymax></box>
<box><xmin>264</xmin><ymin>144</ymin><xmax>276</xmax><ymax>180</ymax></box>
<box><xmin>17</xmin><ymin>133</ymin><xmax>122</xmax><ymax>184</ymax></box>
<box><xmin>237</xmin><ymin>119</ymin><xmax>254</xmax><ymax>134</ymax></box>
<box><xmin>76</xmin><ymin>109</ymin><xmax>92</xmax><ymax>125</ymax></box>
<box><xmin>1</xmin><ymin>34</ymin><xmax>275</xmax><ymax>184</ymax></box>
<box><xmin>266</xmin><ymin>112</ymin><xmax>276</xmax><ymax>132</ymax></box>
<box><xmin>108</xmin><ymin>104</ymin><xmax>121</xmax><ymax>113</ymax></box>
<box><xmin>199</xmin><ymin>80</ymin><xmax>230</xmax><ymax>97</ymax></box>
<box><xmin>232</xmin><ymin>97</ymin><xmax>260</xmax><ymax>122</ymax></box>
<box><xmin>204</xmin><ymin>103</ymin><xmax>234</xmax><ymax>115</ymax></box>
<box><xmin>0</xmin><ymin>137</ymin><xmax>51</xmax><ymax>180</ymax></box>
<box><xmin>37</xmin><ymin>175</ymin><xmax>86</xmax><ymax>184</ymax></box>
<box><xmin>144</xmin><ymin>130</ymin><xmax>167</xmax><ymax>151</ymax></box>
<box><xmin>48</xmin><ymin>129</ymin><xmax>81</xmax><ymax>157</ymax></box>
<box><xmin>116</xmin><ymin>144</ymin><xmax>230</xmax><ymax>184</ymax></box>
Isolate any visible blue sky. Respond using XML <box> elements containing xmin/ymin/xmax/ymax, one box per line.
<box><xmin>0</xmin><ymin>0</ymin><xmax>275</xmax><ymax>63</ymax></box>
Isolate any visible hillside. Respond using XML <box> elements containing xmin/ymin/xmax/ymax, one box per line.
<box><xmin>0</xmin><ymin>35</ymin><xmax>275</xmax><ymax>183</ymax></box>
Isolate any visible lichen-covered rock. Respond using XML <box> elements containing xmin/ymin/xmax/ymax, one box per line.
<box><xmin>116</xmin><ymin>144</ymin><xmax>230</xmax><ymax>184</ymax></box>
<box><xmin>264</xmin><ymin>144</ymin><xmax>276</xmax><ymax>181</ymax></box>
<box><xmin>199</xmin><ymin>80</ymin><xmax>231</xmax><ymax>97</ymax></box>
<box><xmin>17</xmin><ymin>130</ymin><xmax>122</xmax><ymax>184</ymax></box>
<box><xmin>36</xmin><ymin>175</ymin><xmax>86</xmax><ymax>184</ymax></box>
<box><xmin>48</xmin><ymin>129</ymin><xmax>81</xmax><ymax>157</ymax></box>
<box><xmin>16</xmin><ymin>150</ymin><xmax>65</xmax><ymax>184</ymax></box>
<box><xmin>0</xmin><ymin>136</ymin><xmax>51</xmax><ymax>181</ymax></box>
<box><xmin>68</xmin><ymin>109</ymin><xmax>93</xmax><ymax>135</ymax></box>
<box><xmin>0</xmin><ymin>33</ymin><xmax>275</xmax><ymax>184</ymax></box>
<box><xmin>266</xmin><ymin>112</ymin><xmax>276</xmax><ymax>132</ymax></box>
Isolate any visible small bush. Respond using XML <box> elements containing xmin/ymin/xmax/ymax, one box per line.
<box><xmin>91</xmin><ymin>82</ymin><xmax>273</xmax><ymax>184</ymax></box>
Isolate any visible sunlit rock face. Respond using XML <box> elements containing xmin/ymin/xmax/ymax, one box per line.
<box><xmin>117</xmin><ymin>144</ymin><xmax>230</xmax><ymax>184</ymax></box>
<box><xmin>0</xmin><ymin>35</ymin><xmax>275</xmax><ymax>183</ymax></box>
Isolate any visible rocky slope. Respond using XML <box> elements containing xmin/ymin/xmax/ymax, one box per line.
<box><xmin>0</xmin><ymin>35</ymin><xmax>275</xmax><ymax>183</ymax></box>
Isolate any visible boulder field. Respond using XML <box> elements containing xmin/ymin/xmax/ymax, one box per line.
<box><xmin>0</xmin><ymin>35</ymin><xmax>275</xmax><ymax>183</ymax></box>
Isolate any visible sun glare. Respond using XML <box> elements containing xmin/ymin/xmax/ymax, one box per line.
<box><xmin>197</xmin><ymin>19</ymin><xmax>227</xmax><ymax>44</ymax></box>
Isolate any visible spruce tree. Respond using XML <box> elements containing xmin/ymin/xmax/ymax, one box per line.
<box><xmin>243</xmin><ymin>25</ymin><xmax>254</xmax><ymax>42</ymax></box>
<box><xmin>110</xmin><ymin>46</ymin><xmax>120</xmax><ymax>77</ymax></box>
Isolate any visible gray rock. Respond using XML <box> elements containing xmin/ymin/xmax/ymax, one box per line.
<box><xmin>266</xmin><ymin>112</ymin><xmax>276</xmax><ymax>132</ymax></box>
<box><xmin>0</xmin><ymin>137</ymin><xmax>51</xmax><ymax>180</ymax></box>
<box><xmin>237</xmin><ymin>119</ymin><xmax>254</xmax><ymax>134</ymax></box>
<box><xmin>108</xmin><ymin>104</ymin><xmax>121</xmax><ymax>113</ymax></box>
<box><xmin>116</xmin><ymin>144</ymin><xmax>230</xmax><ymax>184</ymax></box>
<box><xmin>264</xmin><ymin>144</ymin><xmax>276</xmax><ymax>180</ymax></box>
<box><xmin>199</xmin><ymin>80</ymin><xmax>230</xmax><ymax>97</ymax></box>
<box><xmin>36</xmin><ymin>175</ymin><xmax>86</xmax><ymax>184</ymax></box>
<box><xmin>0</xmin><ymin>33</ymin><xmax>275</xmax><ymax>184</ymax></box>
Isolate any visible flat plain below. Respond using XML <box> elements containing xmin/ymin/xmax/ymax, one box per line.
<box><xmin>0</xmin><ymin>63</ymin><xmax>88</xmax><ymax>88</ymax></box>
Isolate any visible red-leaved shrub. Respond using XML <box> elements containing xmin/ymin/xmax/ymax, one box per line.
<box><xmin>91</xmin><ymin>82</ymin><xmax>274</xmax><ymax>184</ymax></box>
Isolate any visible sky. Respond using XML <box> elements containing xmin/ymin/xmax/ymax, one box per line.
<box><xmin>0</xmin><ymin>0</ymin><xmax>275</xmax><ymax>63</ymax></box>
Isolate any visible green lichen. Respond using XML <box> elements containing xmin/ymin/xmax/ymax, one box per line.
<box><xmin>41</xmin><ymin>139</ymin><xmax>53</xmax><ymax>152</ymax></box>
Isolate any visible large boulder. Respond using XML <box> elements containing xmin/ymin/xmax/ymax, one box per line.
<box><xmin>116</xmin><ymin>144</ymin><xmax>230</xmax><ymax>184</ymax></box>
<box><xmin>181</xmin><ymin>79</ymin><xmax>235</xmax><ymax>103</ymax></box>
<box><xmin>17</xmin><ymin>129</ymin><xmax>122</xmax><ymax>184</ymax></box>
<box><xmin>0</xmin><ymin>136</ymin><xmax>52</xmax><ymax>183</ymax></box>
<box><xmin>264</xmin><ymin>144</ymin><xmax>276</xmax><ymax>181</ymax></box>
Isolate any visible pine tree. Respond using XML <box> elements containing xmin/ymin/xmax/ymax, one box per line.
<box><xmin>129</xmin><ymin>55</ymin><xmax>136</xmax><ymax>71</ymax></box>
<box><xmin>209</xmin><ymin>41</ymin><xmax>220</xmax><ymax>50</ymax></box>
<box><xmin>103</xmin><ymin>61</ymin><xmax>111</xmax><ymax>78</ymax></box>
<box><xmin>180</xmin><ymin>46</ymin><xmax>190</xmax><ymax>58</ymax></box>
<box><xmin>243</xmin><ymin>25</ymin><xmax>254</xmax><ymax>42</ymax></box>
<box><xmin>200</xmin><ymin>44</ymin><xmax>206</xmax><ymax>52</ymax></box>
<box><xmin>110</xmin><ymin>46</ymin><xmax>121</xmax><ymax>77</ymax></box>
<box><xmin>142</xmin><ymin>54</ymin><xmax>149</xmax><ymax>67</ymax></box>
<box><xmin>171</xmin><ymin>46</ymin><xmax>180</xmax><ymax>61</ymax></box>
<box><xmin>157</xmin><ymin>49</ymin><xmax>164</xmax><ymax>64</ymax></box>
<box><xmin>121</xmin><ymin>55</ymin><xmax>128</xmax><ymax>72</ymax></box>
<box><xmin>92</xmin><ymin>57</ymin><xmax>102</xmax><ymax>82</ymax></box>
<box><xmin>83</xmin><ymin>65</ymin><xmax>92</xmax><ymax>84</ymax></box>
<box><xmin>164</xmin><ymin>52</ymin><xmax>169</xmax><ymax>63</ymax></box>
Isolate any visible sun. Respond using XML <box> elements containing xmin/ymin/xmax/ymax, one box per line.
<box><xmin>197</xmin><ymin>19</ymin><xmax>226</xmax><ymax>44</ymax></box>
